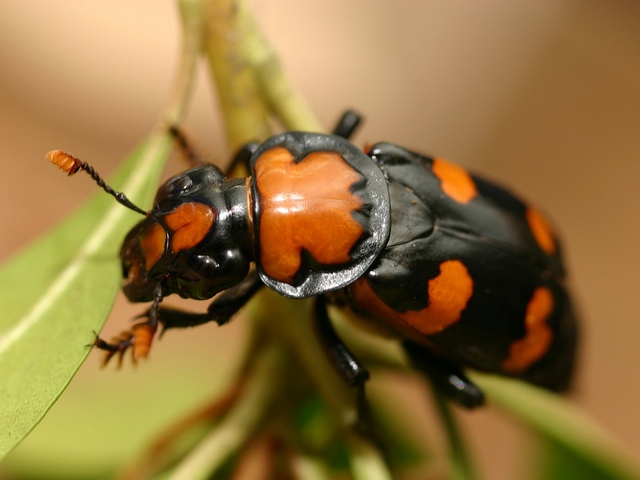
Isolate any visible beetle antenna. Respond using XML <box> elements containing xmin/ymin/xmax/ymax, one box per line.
<box><xmin>46</xmin><ymin>150</ymin><xmax>147</xmax><ymax>215</ymax></box>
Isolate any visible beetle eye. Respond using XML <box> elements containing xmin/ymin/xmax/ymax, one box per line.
<box><xmin>166</xmin><ymin>175</ymin><xmax>193</xmax><ymax>195</ymax></box>
<box><xmin>155</xmin><ymin>175</ymin><xmax>193</xmax><ymax>205</ymax></box>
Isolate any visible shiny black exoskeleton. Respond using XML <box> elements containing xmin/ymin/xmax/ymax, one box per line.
<box><xmin>51</xmin><ymin>111</ymin><xmax>577</xmax><ymax>409</ymax></box>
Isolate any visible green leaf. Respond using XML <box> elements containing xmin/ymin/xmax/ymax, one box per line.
<box><xmin>0</xmin><ymin>132</ymin><xmax>172</xmax><ymax>458</ymax></box>
<box><xmin>472</xmin><ymin>373</ymin><xmax>640</xmax><ymax>480</ymax></box>
<box><xmin>534</xmin><ymin>433</ymin><xmax>622</xmax><ymax>480</ymax></box>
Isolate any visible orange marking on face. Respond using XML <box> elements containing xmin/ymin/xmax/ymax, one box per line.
<box><xmin>432</xmin><ymin>158</ymin><xmax>477</xmax><ymax>204</ymax></box>
<box><xmin>255</xmin><ymin>147</ymin><xmax>364</xmax><ymax>284</ymax></box>
<box><xmin>351</xmin><ymin>260</ymin><xmax>473</xmax><ymax>336</ymax></box>
<box><xmin>526</xmin><ymin>207</ymin><xmax>556</xmax><ymax>254</ymax></box>
<box><xmin>165</xmin><ymin>202</ymin><xmax>215</xmax><ymax>253</ymax></box>
<box><xmin>140</xmin><ymin>223</ymin><xmax>166</xmax><ymax>269</ymax></box>
<box><xmin>502</xmin><ymin>287</ymin><xmax>554</xmax><ymax>372</ymax></box>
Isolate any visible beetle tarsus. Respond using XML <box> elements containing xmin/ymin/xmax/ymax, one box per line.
<box><xmin>403</xmin><ymin>341</ymin><xmax>485</xmax><ymax>409</ymax></box>
<box><xmin>332</xmin><ymin>109</ymin><xmax>363</xmax><ymax>139</ymax></box>
<box><xmin>314</xmin><ymin>296</ymin><xmax>370</xmax><ymax>389</ymax></box>
<box><xmin>92</xmin><ymin>331</ymin><xmax>135</xmax><ymax>368</ymax></box>
<box><xmin>91</xmin><ymin>321</ymin><xmax>159</xmax><ymax>368</ymax></box>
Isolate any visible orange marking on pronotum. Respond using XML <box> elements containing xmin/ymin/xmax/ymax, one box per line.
<box><xmin>164</xmin><ymin>202</ymin><xmax>215</xmax><ymax>253</ymax></box>
<box><xmin>255</xmin><ymin>147</ymin><xmax>364</xmax><ymax>284</ymax></box>
<box><xmin>526</xmin><ymin>207</ymin><xmax>556</xmax><ymax>254</ymax></box>
<box><xmin>502</xmin><ymin>287</ymin><xmax>554</xmax><ymax>372</ymax></box>
<box><xmin>432</xmin><ymin>158</ymin><xmax>478</xmax><ymax>204</ymax></box>
<box><xmin>140</xmin><ymin>223</ymin><xmax>166</xmax><ymax>269</ymax></box>
<box><xmin>351</xmin><ymin>260</ymin><xmax>474</xmax><ymax>336</ymax></box>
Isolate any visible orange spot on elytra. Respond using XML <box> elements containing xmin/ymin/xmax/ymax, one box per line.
<box><xmin>432</xmin><ymin>158</ymin><xmax>477</xmax><ymax>204</ymax></box>
<box><xmin>502</xmin><ymin>287</ymin><xmax>554</xmax><ymax>372</ymax></box>
<box><xmin>165</xmin><ymin>202</ymin><xmax>215</xmax><ymax>253</ymax></box>
<box><xmin>255</xmin><ymin>147</ymin><xmax>364</xmax><ymax>284</ymax></box>
<box><xmin>405</xmin><ymin>260</ymin><xmax>474</xmax><ymax>334</ymax></box>
<box><xmin>351</xmin><ymin>260</ymin><xmax>473</xmax><ymax>336</ymax></box>
<box><xmin>140</xmin><ymin>223</ymin><xmax>166</xmax><ymax>269</ymax></box>
<box><xmin>526</xmin><ymin>207</ymin><xmax>556</xmax><ymax>254</ymax></box>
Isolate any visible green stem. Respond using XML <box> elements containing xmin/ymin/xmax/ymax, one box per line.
<box><xmin>346</xmin><ymin>433</ymin><xmax>394</xmax><ymax>480</ymax></box>
<box><xmin>237</xmin><ymin>17</ymin><xmax>321</xmax><ymax>132</ymax></box>
<box><xmin>246</xmin><ymin>290</ymin><xmax>358</xmax><ymax>430</ymax></box>
<box><xmin>169</xmin><ymin>343</ymin><xmax>285</xmax><ymax>480</ymax></box>
<box><xmin>288</xmin><ymin>451</ymin><xmax>333</xmax><ymax>480</ymax></box>
<box><xmin>202</xmin><ymin>0</ymin><xmax>321</xmax><ymax>154</ymax></box>
<box><xmin>202</xmin><ymin>0</ymin><xmax>272</xmax><ymax>150</ymax></box>
<box><xmin>431</xmin><ymin>387</ymin><xmax>480</xmax><ymax>480</ymax></box>
<box><xmin>161</xmin><ymin>0</ymin><xmax>206</xmax><ymax>128</ymax></box>
<box><xmin>255</xmin><ymin>55</ymin><xmax>322</xmax><ymax>132</ymax></box>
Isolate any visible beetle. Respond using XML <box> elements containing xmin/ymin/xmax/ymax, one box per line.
<box><xmin>47</xmin><ymin>111</ymin><xmax>577</xmax><ymax>408</ymax></box>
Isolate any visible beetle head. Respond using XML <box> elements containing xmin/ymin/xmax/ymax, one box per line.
<box><xmin>120</xmin><ymin>165</ymin><xmax>252</xmax><ymax>302</ymax></box>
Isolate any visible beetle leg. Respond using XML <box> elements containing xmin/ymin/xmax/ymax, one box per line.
<box><xmin>93</xmin><ymin>283</ymin><xmax>164</xmax><ymax>367</ymax></box>
<box><xmin>157</xmin><ymin>270</ymin><xmax>263</xmax><ymax>331</ymax></box>
<box><xmin>167</xmin><ymin>125</ymin><xmax>259</xmax><ymax>178</ymax></box>
<box><xmin>332</xmin><ymin>110</ymin><xmax>363</xmax><ymax>139</ymax></box>
<box><xmin>227</xmin><ymin>142</ymin><xmax>260</xmax><ymax>177</ymax></box>
<box><xmin>314</xmin><ymin>296</ymin><xmax>370</xmax><ymax>388</ymax></box>
<box><xmin>314</xmin><ymin>297</ymin><xmax>378</xmax><ymax>435</ymax></box>
<box><xmin>314</xmin><ymin>296</ymin><xmax>394</xmax><ymax>457</ymax></box>
<box><xmin>167</xmin><ymin>125</ymin><xmax>207</xmax><ymax>167</ymax></box>
<box><xmin>403</xmin><ymin>341</ymin><xmax>485</xmax><ymax>409</ymax></box>
<box><xmin>91</xmin><ymin>331</ymin><xmax>134</xmax><ymax>368</ymax></box>
<box><xmin>206</xmin><ymin>269</ymin><xmax>264</xmax><ymax>324</ymax></box>
<box><xmin>93</xmin><ymin>273</ymin><xmax>263</xmax><ymax>367</ymax></box>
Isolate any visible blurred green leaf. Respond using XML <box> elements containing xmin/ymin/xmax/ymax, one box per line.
<box><xmin>0</xmin><ymin>133</ymin><xmax>172</xmax><ymax>458</ymax></box>
<box><xmin>474</xmin><ymin>373</ymin><xmax>640</xmax><ymax>480</ymax></box>
<box><xmin>534</xmin><ymin>433</ymin><xmax>621</xmax><ymax>480</ymax></box>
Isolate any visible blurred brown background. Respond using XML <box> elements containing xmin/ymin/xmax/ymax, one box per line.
<box><xmin>0</xmin><ymin>1</ymin><xmax>639</xmax><ymax>478</ymax></box>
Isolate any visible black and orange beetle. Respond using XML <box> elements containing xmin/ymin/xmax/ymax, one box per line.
<box><xmin>47</xmin><ymin>111</ymin><xmax>577</xmax><ymax>408</ymax></box>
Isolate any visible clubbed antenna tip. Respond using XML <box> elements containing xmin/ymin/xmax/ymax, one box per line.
<box><xmin>46</xmin><ymin>150</ymin><xmax>82</xmax><ymax>176</ymax></box>
<box><xmin>45</xmin><ymin>149</ymin><xmax>148</xmax><ymax>216</ymax></box>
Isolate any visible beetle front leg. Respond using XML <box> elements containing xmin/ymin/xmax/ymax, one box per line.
<box><xmin>158</xmin><ymin>271</ymin><xmax>264</xmax><ymax>330</ymax></box>
<box><xmin>93</xmin><ymin>283</ymin><xmax>164</xmax><ymax>367</ymax></box>
<box><xmin>94</xmin><ymin>273</ymin><xmax>263</xmax><ymax>367</ymax></box>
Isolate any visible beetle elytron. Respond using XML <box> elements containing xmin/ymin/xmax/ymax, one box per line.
<box><xmin>48</xmin><ymin>111</ymin><xmax>577</xmax><ymax>408</ymax></box>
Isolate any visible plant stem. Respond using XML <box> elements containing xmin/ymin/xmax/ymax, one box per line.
<box><xmin>346</xmin><ymin>433</ymin><xmax>394</xmax><ymax>480</ymax></box>
<box><xmin>431</xmin><ymin>387</ymin><xmax>480</xmax><ymax>480</ymax></box>
<box><xmin>202</xmin><ymin>0</ymin><xmax>272</xmax><ymax>151</ymax></box>
<box><xmin>162</xmin><ymin>0</ymin><xmax>206</xmax><ymax>129</ymax></box>
<box><xmin>246</xmin><ymin>290</ymin><xmax>358</xmax><ymax>430</ymax></box>
<box><xmin>202</xmin><ymin>0</ymin><xmax>321</xmax><ymax>154</ymax></box>
<box><xmin>169</xmin><ymin>343</ymin><xmax>285</xmax><ymax>480</ymax></box>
